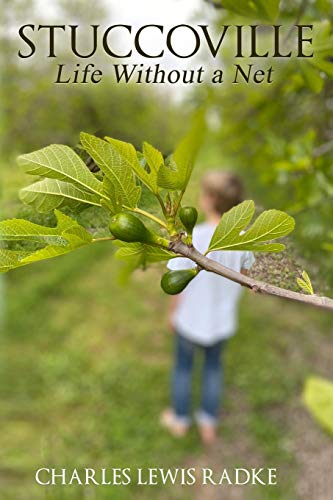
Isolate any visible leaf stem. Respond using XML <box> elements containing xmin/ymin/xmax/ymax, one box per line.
<box><xmin>156</xmin><ymin>193</ymin><xmax>168</xmax><ymax>218</ymax></box>
<box><xmin>172</xmin><ymin>189</ymin><xmax>185</xmax><ymax>217</ymax></box>
<box><xmin>124</xmin><ymin>206</ymin><xmax>168</xmax><ymax>229</ymax></box>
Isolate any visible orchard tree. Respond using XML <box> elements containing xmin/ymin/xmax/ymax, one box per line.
<box><xmin>200</xmin><ymin>0</ymin><xmax>333</xmax><ymax>279</ymax></box>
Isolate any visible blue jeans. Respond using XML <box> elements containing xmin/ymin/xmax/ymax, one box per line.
<box><xmin>172</xmin><ymin>333</ymin><xmax>226</xmax><ymax>425</ymax></box>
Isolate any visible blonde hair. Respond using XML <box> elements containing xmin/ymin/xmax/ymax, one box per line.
<box><xmin>201</xmin><ymin>170</ymin><xmax>244</xmax><ymax>215</ymax></box>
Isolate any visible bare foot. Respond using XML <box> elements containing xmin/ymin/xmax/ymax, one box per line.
<box><xmin>160</xmin><ymin>408</ymin><xmax>189</xmax><ymax>438</ymax></box>
<box><xmin>198</xmin><ymin>424</ymin><xmax>218</xmax><ymax>446</ymax></box>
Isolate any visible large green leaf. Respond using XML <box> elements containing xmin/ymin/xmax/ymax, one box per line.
<box><xmin>17</xmin><ymin>144</ymin><xmax>104</xmax><ymax>196</ymax></box>
<box><xmin>222</xmin><ymin>0</ymin><xmax>280</xmax><ymax>22</ymax></box>
<box><xmin>105</xmin><ymin>137</ymin><xmax>160</xmax><ymax>194</ymax></box>
<box><xmin>0</xmin><ymin>211</ymin><xmax>93</xmax><ymax>273</ymax></box>
<box><xmin>303</xmin><ymin>376</ymin><xmax>333</xmax><ymax>436</ymax></box>
<box><xmin>143</xmin><ymin>142</ymin><xmax>164</xmax><ymax>176</ymax></box>
<box><xmin>0</xmin><ymin>249</ymin><xmax>31</xmax><ymax>273</ymax></box>
<box><xmin>80</xmin><ymin>133</ymin><xmax>141</xmax><ymax>209</ymax></box>
<box><xmin>0</xmin><ymin>218</ymin><xmax>68</xmax><ymax>245</ymax></box>
<box><xmin>208</xmin><ymin>200</ymin><xmax>295</xmax><ymax>252</ymax></box>
<box><xmin>113</xmin><ymin>242</ymin><xmax>175</xmax><ymax>282</ymax></box>
<box><xmin>101</xmin><ymin>177</ymin><xmax>121</xmax><ymax>214</ymax></box>
<box><xmin>115</xmin><ymin>242</ymin><xmax>175</xmax><ymax>269</ymax></box>
<box><xmin>157</xmin><ymin>111</ymin><xmax>205</xmax><ymax>191</ymax></box>
<box><xmin>19</xmin><ymin>178</ymin><xmax>102</xmax><ymax>213</ymax></box>
<box><xmin>209</xmin><ymin>200</ymin><xmax>255</xmax><ymax>251</ymax></box>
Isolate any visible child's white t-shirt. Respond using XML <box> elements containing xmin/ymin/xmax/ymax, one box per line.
<box><xmin>167</xmin><ymin>222</ymin><xmax>255</xmax><ymax>346</ymax></box>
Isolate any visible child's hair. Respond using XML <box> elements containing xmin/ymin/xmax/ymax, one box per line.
<box><xmin>201</xmin><ymin>170</ymin><xmax>244</xmax><ymax>215</ymax></box>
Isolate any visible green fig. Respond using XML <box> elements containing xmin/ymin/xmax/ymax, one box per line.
<box><xmin>179</xmin><ymin>206</ymin><xmax>198</xmax><ymax>235</ymax></box>
<box><xmin>161</xmin><ymin>268</ymin><xmax>198</xmax><ymax>295</ymax></box>
<box><xmin>109</xmin><ymin>213</ymin><xmax>169</xmax><ymax>247</ymax></box>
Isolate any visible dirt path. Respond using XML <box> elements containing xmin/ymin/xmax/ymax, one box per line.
<box><xmin>184</xmin><ymin>438</ymin><xmax>262</xmax><ymax>500</ymax></box>
<box><xmin>177</xmin><ymin>393</ymin><xmax>265</xmax><ymax>500</ymax></box>
<box><xmin>176</xmin><ymin>396</ymin><xmax>333</xmax><ymax>500</ymax></box>
<box><xmin>292</xmin><ymin>327</ymin><xmax>333</xmax><ymax>500</ymax></box>
<box><xmin>292</xmin><ymin>407</ymin><xmax>333</xmax><ymax>500</ymax></box>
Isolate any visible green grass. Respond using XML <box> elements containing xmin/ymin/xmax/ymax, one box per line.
<box><xmin>1</xmin><ymin>245</ymin><xmax>198</xmax><ymax>499</ymax></box>
<box><xmin>1</xmin><ymin>239</ymin><xmax>331</xmax><ymax>499</ymax></box>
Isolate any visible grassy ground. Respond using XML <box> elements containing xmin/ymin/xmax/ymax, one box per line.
<box><xmin>1</xmin><ymin>239</ymin><xmax>332</xmax><ymax>499</ymax></box>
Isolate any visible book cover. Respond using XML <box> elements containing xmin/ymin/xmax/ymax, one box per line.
<box><xmin>1</xmin><ymin>1</ymin><xmax>333</xmax><ymax>499</ymax></box>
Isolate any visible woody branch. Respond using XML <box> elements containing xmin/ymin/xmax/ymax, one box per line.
<box><xmin>169</xmin><ymin>240</ymin><xmax>333</xmax><ymax>312</ymax></box>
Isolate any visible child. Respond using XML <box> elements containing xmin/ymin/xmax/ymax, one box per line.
<box><xmin>161</xmin><ymin>170</ymin><xmax>255</xmax><ymax>445</ymax></box>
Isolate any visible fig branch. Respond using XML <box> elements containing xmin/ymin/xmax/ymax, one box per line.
<box><xmin>169</xmin><ymin>239</ymin><xmax>333</xmax><ymax>312</ymax></box>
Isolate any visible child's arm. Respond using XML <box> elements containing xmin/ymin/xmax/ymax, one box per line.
<box><xmin>167</xmin><ymin>295</ymin><xmax>181</xmax><ymax>332</ymax></box>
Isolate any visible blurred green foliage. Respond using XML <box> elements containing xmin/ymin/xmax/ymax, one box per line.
<box><xmin>201</xmin><ymin>0</ymin><xmax>333</xmax><ymax>288</ymax></box>
<box><xmin>0</xmin><ymin>0</ymin><xmax>184</xmax><ymax>157</ymax></box>
<box><xmin>1</xmin><ymin>73</ymin><xmax>183</xmax><ymax>156</ymax></box>
<box><xmin>303</xmin><ymin>376</ymin><xmax>333</xmax><ymax>436</ymax></box>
